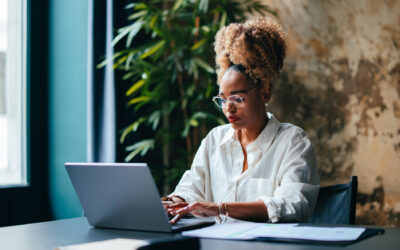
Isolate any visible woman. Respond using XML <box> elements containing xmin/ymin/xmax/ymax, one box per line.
<box><xmin>164</xmin><ymin>17</ymin><xmax>319</xmax><ymax>224</ymax></box>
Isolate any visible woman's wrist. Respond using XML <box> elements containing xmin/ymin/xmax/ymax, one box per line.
<box><xmin>217</xmin><ymin>202</ymin><xmax>229</xmax><ymax>216</ymax></box>
<box><xmin>216</xmin><ymin>202</ymin><xmax>229</xmax><ymax>223</ymax></box>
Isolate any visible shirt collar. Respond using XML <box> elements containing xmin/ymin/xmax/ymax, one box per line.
<box><xmin>219</xmin><ymin>112</ymin><xmax>281</xmax><ymax>153</ymax></box>
<box><xmin>219</xmin><ymin>125</ymin><xmax>236</xmax><ymax>146</ymax></box>
<box><xmin>252</xmin><ymin>112</ymin><xmax>280</xmax><ymax>153</ymax></box>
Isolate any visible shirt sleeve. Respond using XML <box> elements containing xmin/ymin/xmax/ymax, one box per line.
<box><xmin>169</xmin><ymin>138</ymin><xmax>210</xmax><ymax>202</ymax></box>
<box><xmin>258</xmin><ymin>130</ymin><xmax>320</xmax><ymax>222</ymax></box>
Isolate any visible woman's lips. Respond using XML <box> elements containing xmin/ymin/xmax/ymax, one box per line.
<box><xmin>227</xmin><ymin>115</ymin><xmax>240</xmax><ymax>123</ymax></box>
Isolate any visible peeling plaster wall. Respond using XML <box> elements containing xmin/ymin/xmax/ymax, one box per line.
<box><xmin>263</xmin><ymin>0</ymin><xmax>400</xmax><ymax>226</ymax></box>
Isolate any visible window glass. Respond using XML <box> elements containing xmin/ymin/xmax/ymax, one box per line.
<box><xmin>0</xmin><ymin>0</ymin><xmax>27</xmax><ymax>186</ymax></box>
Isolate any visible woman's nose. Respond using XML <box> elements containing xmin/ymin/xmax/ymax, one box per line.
<box><xmin>224</xmin><ymin>102</ymin><xmax>236</xmax><ymax>113</ymax></box>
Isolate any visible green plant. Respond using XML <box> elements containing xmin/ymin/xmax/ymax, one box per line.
<box><xmin>106</xmin><ymin>0</ymin><xmax>273</xmax><ymax>193</ymax></box>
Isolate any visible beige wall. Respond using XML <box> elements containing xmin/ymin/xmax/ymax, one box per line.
<box><xmin>263</xmin><ymin>0</ymin><xmax>400</xmax><ymax>226</ymax></box>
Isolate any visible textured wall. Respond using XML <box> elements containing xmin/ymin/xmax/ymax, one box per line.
<box><xmin>263</xmin><ymin>0</ymin><xmax>400</xmax><ymax>226</ymax></box>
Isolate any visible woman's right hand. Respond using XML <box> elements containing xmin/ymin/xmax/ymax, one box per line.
<box><xmin>166</xmin><ymin>202</ymin><xmax>219</xmax><ymax>224</ymax></box>
<box><xmin>161</xmin><ymin>196</ymin><xmax>185</xmax><ymax>218</ymax></box>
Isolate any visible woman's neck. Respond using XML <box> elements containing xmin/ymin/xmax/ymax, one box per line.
<box><xmin>238</xmin><ymin>115</ymin><xmax>269</xmax><ymax>146</ymax></box>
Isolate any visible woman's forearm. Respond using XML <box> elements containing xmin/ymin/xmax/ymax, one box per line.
<box><xmin>167</xmin><ymin>200</ymin><xmax>269</xmax><ymax>223</ymax></box>
<box><xmin>223</xmin><ymin>200</ymin><xmax>269</xmax><ymax>222</ymax></box>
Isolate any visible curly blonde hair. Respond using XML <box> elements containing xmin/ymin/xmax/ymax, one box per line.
<box><xmin>214</xmin><ymin>17</ymin><xmax>287</xmax><ymax>87</ymax></box>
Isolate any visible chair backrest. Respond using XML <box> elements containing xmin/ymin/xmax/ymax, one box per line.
<box><xmin>308</xmin><ymin>176</ymin><xmax>358</xmax><ymax>224</ymax></box>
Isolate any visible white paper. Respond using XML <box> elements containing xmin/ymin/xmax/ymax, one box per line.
<box><xmin>182</xmin><ymin>221</ymin><xmax>297</xmax><ymax>240</ymax></box>
<box><xmin>55</xmin><ymin>238</ymin><xmax>148</xmax><ymax>250</ymax></box>
<box><xmin>248</xmin><ymin>225</ymin><xmax>365</xmax><ymax>241</ymax></box>
<box><xmin>182</xmin><ymin>221</ymin><xmax>365</xmax><ymax>242</ymax></box>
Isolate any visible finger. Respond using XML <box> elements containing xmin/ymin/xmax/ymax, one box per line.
<box><xmin>162</xmin><ymin>202</ymin><xmax>173</xmax><ymax>210</ymax></box>
<box><xmin>166</xmin><ymin>202</ymin><xmax>188</xmax><ymax>209</ymax></box>
<box><xmin>167</xmin><ymin>208</ymin><xmax>177</xmax><ymax>216</ymax></box>
<box><xmin>168</xmin><ymin>205</ymin><xmax>188</xmax><ymax>216</ymax></box>
<box><xmin>173</xmin><ymin>203</ymin><xmax>196</xmax><ymax>218</ymax></box>
<box><xmin>167</xmin><ymin>201</ymin><xmax>188</xmax><ymax>207</ymax></box>
<box><xmin>176</xmin><ymin>202</ymin><xmax>199</xmax><ymax>214</ymax></box>
<box><xmin>169</xmin><ymin>213</ymin><xmax>183</xmax><ymax>225</ymax></box>
<box><xmin>179</xmin><ymin>202</ymin><xmax>217</xmax><ymax>217</ymax></box>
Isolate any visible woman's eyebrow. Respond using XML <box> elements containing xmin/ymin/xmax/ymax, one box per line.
<box><xmin>219</xmin><ymin>90</ymin><xmax>248</xmax><ymax>96</ymax></box>
<box><xmin>231</xmin><ymin>90</ymin><xmax>248</xmax><ymax>94</ymax></box>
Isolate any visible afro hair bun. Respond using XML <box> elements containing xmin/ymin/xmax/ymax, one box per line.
<box><xmin>214</xmin><ymin>17</ymin><xmax>287</xmax><ymax>87</ymax></box>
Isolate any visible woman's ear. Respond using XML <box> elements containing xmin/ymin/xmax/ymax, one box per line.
<box><xmin>260</xmin><ymin>85</ymin><xmax>271</xmax><ymax>103</ymax></box>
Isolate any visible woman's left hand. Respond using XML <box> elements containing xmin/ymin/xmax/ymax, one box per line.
<box><xmin>166</xmin><ymin>202</ymin><xmax>218</xmax><ymax>224</ymax></box>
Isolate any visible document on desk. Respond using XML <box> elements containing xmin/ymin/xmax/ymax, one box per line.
<box><xmin>182</xmin><ymin>221</ymin><xmax>366</xmax><ymax>242</ymax></box>
<box><xmin>182</xmin><ymin>222</ymin><xmax>298</xmax><ymax>240</ymax></box>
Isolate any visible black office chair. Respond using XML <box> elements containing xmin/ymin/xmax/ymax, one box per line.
<box><xmin>308</xmin><ymin>176</ymin><xmax>358</xmax><ymax>225</ymax></box>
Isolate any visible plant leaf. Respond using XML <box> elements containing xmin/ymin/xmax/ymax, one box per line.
<box><xmin>126</xmin><ymin>20</ymin><xmax>144</xmax><ymax>47</ymax></box>
<box><xmin>148</xmin><ymin>110</ymin><xmax>161</xmax><ymax>130</ymax></box>
<box><xmin>191</xmin><ymin>38</ymin><xmax>207</xmax><ymax>51</ymax></box>
<box><xmin>192</xmin><ymin>111</ymin><xmax>208</xmax><ymax>119</ymax></box>
<box><xmin>97</xmin><ymin>50</ymin><xmax>128</xmax><ymax>69</ymax></box>
<box><xmin>111</xmin><ymin>27</ymin><xmax>130</xmax><ymax>47</ymax></box>
<box><xmin>113</xmin><ymin>55</ymin><xmax>128</xmax><ymax>69</ymax></box>
<box><xmin>140</xmin><ymin>40</ymin><xmax>166</xmax><ymax>59</ymax></box>
<box><xmin>194</xmin><ymin>57</ymin><xmax>214</xmax><ymax>73</ymax></box>
<box><xmin>128</xmin><ymin>10</ymin><xmax>147</xmax><ymax>20</ymax></box>
<box><xmin>220</xmin><ymin>11</ymin><xmax>227</xmax><ymax>29</ymax></box>
<box><xmin>120</xmin><ymin>123</ymin><xmax>134</xmax><ymax>144</ymax></box>
<box><xmin>189</xmin><ymin>119</ymin><xmax>199</xmax><ymax>127</ymax></box>
<box><xmin>201</xmin><ymin>25</ymin><xmax>210</xmax><ymax>33</ymax></box>
<box><xmin>120</xmin><ymin>117</ymin><xmax>146</xmax><ymax>144</ymax></box>
<box><xmin>198</xmin><ymin>0</ymin><xmax>209</xmax><ymax>13</ymax></box>
<box><xmin>149</xmin><ymin>15</ymin><xmax>158</xmax><ymax>28</ymax></box>
<box><xmin>122</xmin><ymin>71</ymin><xmax>135</xmax><ymax>81</ymax></box>
<box><xmin>124</xmin><ymin>139</ymin><xmax>155</xmax><ymax>162</ymax></box>
<box><xmin>181</xmin><ymin>122</ymin><xmax>190</xmax><ymax>137</ymax></box>
<box><xmin>173</xmin><ymin>0</ymin><xmax>184</xmax><ymax>11</ymax></box>
<box><xmin>134</xmin><ymin>3</ymin><xmax>148</xmax><ymax>10</ymax></box>
<box><xmin>126</xmin><ymin>79</ymin><xmax>146</xmax><ymax>96</ymax></box>
<box><xmin>127</xmin><ymin>96</ymin><xmax>151</xmax><ymax>106</ymax></box>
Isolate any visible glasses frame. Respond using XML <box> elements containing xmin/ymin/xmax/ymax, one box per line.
<box><xmin>212</xmin><ymin>85</ymin><xmax>259</xmax><ymax>109</ymax></box>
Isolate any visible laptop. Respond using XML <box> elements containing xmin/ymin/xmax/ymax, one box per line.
<box><xmin>65</xmin><ymin>162</ymin><xmax>215</xmax><ymax>233</ymax></box>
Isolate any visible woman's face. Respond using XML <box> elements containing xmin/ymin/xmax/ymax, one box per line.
<box><xmin>218</xmin><ymin>70</ymin><xmax>270</xmax><ymax>131</ymax></box>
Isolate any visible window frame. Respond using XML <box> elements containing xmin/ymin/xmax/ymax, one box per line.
<box><xmin>0</xmin><ymin>0</ymin><xmax>28</xmax><ymax>188</ymax></box>
<box><xmin>0</xmin><ymin>0</ymin><xmax>51</xmax><ymax>226</ymax></box>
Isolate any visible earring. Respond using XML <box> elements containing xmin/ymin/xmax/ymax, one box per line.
<box><xmin>265</xmin><ymin>103</ymin><xmax>269</xmax><ymax>107</ymax></box>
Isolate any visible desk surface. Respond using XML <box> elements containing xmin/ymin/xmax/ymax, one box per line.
<box><xmin>0</xmin><ymin>217</ymin><xmax>398</xmax><ymax>250</ymax></box>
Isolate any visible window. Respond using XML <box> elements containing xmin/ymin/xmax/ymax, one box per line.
<box><xmin>0</xmin><ymin>0</ymin><xmax>27</xmax><ymax>186</ymax></box>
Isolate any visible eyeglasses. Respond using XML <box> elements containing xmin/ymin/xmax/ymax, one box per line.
<box><xmin>212</xmin><ymin>86</ymin><xmax>259</xmax><ymax>109</ymax></box>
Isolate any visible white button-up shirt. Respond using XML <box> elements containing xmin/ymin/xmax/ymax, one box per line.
<box><xmin>171</xmin><ymin>113</ymin><xmax>320</xmax><ymax>222</ymax></box>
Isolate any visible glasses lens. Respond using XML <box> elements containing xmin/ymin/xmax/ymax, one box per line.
<box><xmin>229</xmin><ymin>95</ymin><xmax>243</xmax><ymax>106</ymax></box>
<box><xmin>213</xmin><ymin>97</ymin><xmax>223</xmax><ymax>108</ymax></box>
<box><xmin>212</xmin><ymin>95</ymin><xmax>245</xmax><ymax>109</ymax></box>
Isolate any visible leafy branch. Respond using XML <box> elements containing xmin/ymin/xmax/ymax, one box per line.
<box><xmin>105</xmin><ymin>0</ymin><xmax>273</xmax><ymax>192</ymax></box>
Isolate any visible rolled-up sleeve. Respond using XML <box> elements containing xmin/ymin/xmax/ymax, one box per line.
<box><xmin>258</xmin><ymin>131</ymin><xmax>320</xmax><ymax>222</ymax></box>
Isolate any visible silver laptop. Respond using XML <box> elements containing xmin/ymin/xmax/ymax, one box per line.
<box><xmin>65</xmin><ymin>162</ymin><xmax>214</xmax><ymax>232</ymax></box>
